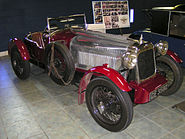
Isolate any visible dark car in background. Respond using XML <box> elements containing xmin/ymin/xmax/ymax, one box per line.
<box><xmin>130</xmin><ymin>4</ymin><xmax>185</xmax><ymax>67</ymax></box>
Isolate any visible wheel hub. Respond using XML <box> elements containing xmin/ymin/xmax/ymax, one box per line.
<box><xmin>13</xmin><ymin>60</ymin><xmax>17</xmax><ymax>67</ymax></box>
<box><xmin>97</xmin><ymin>101</ymin><xmax>105</xmax><ymax>114</ymax></box>
<box><xmin>92</xmin><ymin>86</ymin><xmax>121</xmax><ymax>124</ymax></box>
<box><xmin>12</xmin><ymin>55</ymin><xmax>24</xmax><ymax>74</ymax></box>
<box><xmin>54</xmin><ymin>58</ymin><xmax>62</xmax><ymax>68</ymax></box>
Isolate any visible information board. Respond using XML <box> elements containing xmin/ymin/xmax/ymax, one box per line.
<box><xmin>92</xmin><ymin>0</ymin><xmax>130</xmax><ymax>29</ymax></box>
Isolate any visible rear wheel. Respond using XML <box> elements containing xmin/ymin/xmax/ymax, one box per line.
<box><xmin>11</xmin><ymin>48</ymin><xmax>30</xmax><ymax>80</ymax></box>
<box><xmin>86</xmin><ymin>76</ymin><xmax>133</xmax><ymax>132</ymax></box>
<box><xmin>156</xmin><ymin>55</ymin><xmax>183</xmax><ymax>96</ymax></box>
<box><xmin>47</xmin><ymin>43</ymin><xmax>75</xmax><ymax>85</ymax></box>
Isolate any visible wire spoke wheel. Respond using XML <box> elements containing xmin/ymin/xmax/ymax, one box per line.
<box><xmin>157</xmin><ymin>61</ymin><xmax>175</xmax><ymax>88</ymax></box>
<box><xmin>11</xmin><ymin>48</ymin><xmax>30</xmax><ymax>80</ymax></box>
<box><xmin>48</xmin><ymin>48</ymin><xmax>67</xmax><ymax>79</ymax></box>
<box><xmin>86</xmin><ymin>76</ymin><xmax>133</xmax><ymax>132</ymax></box>
<box><xmin>156</xmin><ymin>55</ymin><xmax>183</xmax><ymax>96</ymax></box>
<box><xmin>92</xmin><ymin>86</ymin><xmax>122</xmax><ymax>124</ymax></box>
<box><xmin>46</xmin><ymin>43</ymin><xmax>75</xmax><ymax>85</ymax></box>
<box><xmin>12</xmin><ymin>54</ymin><xmax>24</xmax><ymax>75</ymax></box>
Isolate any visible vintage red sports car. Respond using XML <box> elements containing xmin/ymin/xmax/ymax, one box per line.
<box><xmin>8</xmin><ymin>14</ymin><xmax>183</xmax><ymax>132</ymax></box>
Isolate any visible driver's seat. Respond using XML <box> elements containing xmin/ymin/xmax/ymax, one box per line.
<box><xmin>31</xmin><ymin>32</ymin><xmax>45</xmax><ymax>48</ymax></box>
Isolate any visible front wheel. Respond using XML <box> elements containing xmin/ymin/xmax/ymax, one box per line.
<box><xmin>156</xmin><ymin>55</ymin><xmax>183</xmax><ymax>96</ymax></box>
<box><xmin>86</xmin><ymin>76</ymin><xmax>133</xmax><ymax>132</ymax></box>
<box><xmin>11</xmin><ymin>48</ymin><xmax>30</xmax><ymax>80</ymax></box>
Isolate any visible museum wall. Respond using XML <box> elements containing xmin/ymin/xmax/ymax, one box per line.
<box><xmin>0</xmin><ymin>0</ymin><xmax>184</xmax><ymax>52</ymax></box>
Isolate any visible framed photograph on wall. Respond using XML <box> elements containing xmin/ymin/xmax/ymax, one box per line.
<box><xmin>92</xmin><ymin>0</ymin><xmax>130</xmax><ymax>29</ymax></box>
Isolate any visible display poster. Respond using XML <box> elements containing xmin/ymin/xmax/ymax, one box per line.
<box><xmin>92</xmin><ymin>0</ymin><xmax>130</xmax><ymax>29</ymax></box>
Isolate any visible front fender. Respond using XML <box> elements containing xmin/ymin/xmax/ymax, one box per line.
<box><xmin>78</xmin><ymin>64</ymin><xmax>132</xmax><ymax>104</ymax></box>
<box><xmin>8</xmin><ymin>38</ymin><xmax>30</xmax><ymax>60</ymax></box>
<box><xmin>166</xmin><ymin>50</ymin><xmax>183</xmax><ymax>63</ymax></box>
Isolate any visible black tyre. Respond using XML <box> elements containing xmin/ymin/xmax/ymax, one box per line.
<box><xmin>47</xmin><ymin>43</ymin><xmax>75</xmax><ymax>85</ymax></box>
<box><xmin>86</xmin><ymin>76</ymin><xmax>133</xmax><ymax>132</ymax></box>
<box><xmin>11</xmin><ymin>48</ymin><xmax>30</xmax><ymax>80</ymax></box>
<box><xmin>156</xmin><ymin>55</ymin><xmax>183</xmax><ymax>96</ymax></box>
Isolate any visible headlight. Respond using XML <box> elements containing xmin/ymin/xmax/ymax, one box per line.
<box><xmin>122</xmin><ymin>51</ymin><xmax>137</xmax><ymax>69</ymax></box>
<box><xmin>155</xmin><ymin>40</ymin><xmax>168</xmax><ymax>55</ymax></box>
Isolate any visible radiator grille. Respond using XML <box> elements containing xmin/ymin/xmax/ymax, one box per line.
<box><xmin>78</xmin><ymin>51</ymin><xmax>121</xmax><ymax>70</ymax></box>
<box><xmin>138</xmin><ymin>49</ymin><xmax>155</xmax><ymax>81</ymax></box>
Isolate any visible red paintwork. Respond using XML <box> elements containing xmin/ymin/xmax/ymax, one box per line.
<box><xmin>78</xmin><ymin>64</ymin><xmax>132</xmax><ymax>104</ymax></box>
<box><xmin>31</xmin><ymin>45</ymin><xmax>45</xmax><ymax>62</ymax></box>
<box><xmin>8</xmin><ymin>38</ymin><xmax>30</xmax><ymax>60</ymax></box>
<box><xmin>167</xmin><ymin>50</ymin><xmax>183</xmax><ymax>63</ymax></box>
<box><xmin>78</xmin><ymin>72</ymin><xmax>93</xmax><ymax>104</ymax></box>
<box><xmin>129</xmin><ymin>73</ymin><xmax>167</xmax><ymax>104</ymax></box>
<box><xmin>71</xmin><ymin>30</ymin><xmax>92</xmax><ymax>38</ymax></box>
<box><xmin>76</xmin><ymin>68</ymin><xmax>88</xmax><ymax>73</ymax></box>
<box><xmin>21</xmin><ymin>29</ymin><xmax>76</xmax><ymax>63</ymax></box>
<box><xmin>50</xmin><ymin>29</ymin><xmax>76</xmax><ymax>48</ymax></box>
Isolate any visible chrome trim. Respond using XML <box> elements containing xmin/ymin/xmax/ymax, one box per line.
<box><xmin>25</xmin><ymin>33</ymin><xmax>41</xmax><ymax>48</ymax></box>
<box><xmin>60</xmin><ymin>13</ymin><xmax>86</xmax><ymax>18</ymax></box>
<box><xmin>139</xmin><ymin>34</ymin><xmax>143</xmax><ymax>45</ymax></box>
<box><xmin>155</xmin><ymin>40</ymin><xmax>168</xmax><ymax>55</ymax></box>
<box><xmin>47</xmin><ymin>17</ymin><xmax>51</xmax><ymax>31</ymax></box>
<box><xmin>167</xmin><ymin>11</ymin><xmax>171</xmax><ymax>36</ymax></box>
<box><xmin>135</xmin><ymin>43</ymin><xmax>156</xmax><ymax>83</ymax></box>
<box><xmin>84</xmin><ymin>14</ymin><xmax>88</xmax><ymax>30</ymax></box>
<box><xmin>135</xmin><ymin>62</ymin><xmax>140</xmax><ymax>83</ymax></box>
<box><xmin>122</xmin><ymin>45</ymin><xmax>138</xmax><ymax>69</ymax></box>
<box><xmin>50</xmin><ymin>29</ymin><xmax>63</xmax><ymax>37</ymax></box>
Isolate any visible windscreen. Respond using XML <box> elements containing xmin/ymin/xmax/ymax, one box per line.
<box><xmin>48</xmin><ymin>14</ymin><xmax>86</xmax><ymax>30</ymax></box>
<box><xmin>169</xmin><ymin>12</ymin><xmax>185</xmax><ymax>39</ymax></box>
